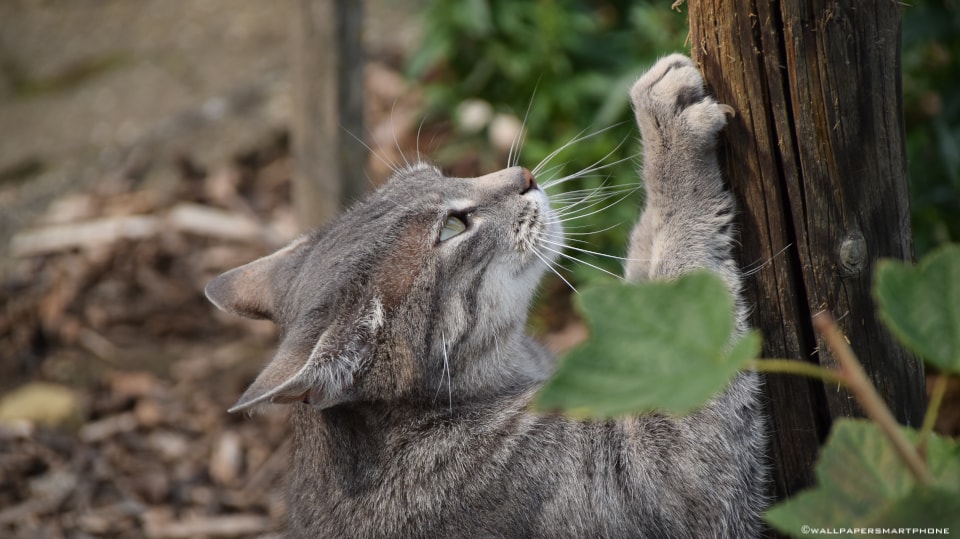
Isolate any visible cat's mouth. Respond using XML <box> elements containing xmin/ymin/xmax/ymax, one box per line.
<box><xmin>516</xmin><ymin>181</ymin><xmax>563</xmax><ymax>266</ymax></box>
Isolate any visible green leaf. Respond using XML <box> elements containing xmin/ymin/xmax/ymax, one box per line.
<box><xmin>766</xmin><ymin>419</ymin><xmax>960</xmax><ymax>536</ymax></box>
<box><xmin>534</xmin><ymin>271</ymin><xmax>759</xmax><ymax>417</ymax></box>
<box><xmin>875</xmin><ymin>244</ymin><xmax>960</xmax><ymax>374</ymax></box>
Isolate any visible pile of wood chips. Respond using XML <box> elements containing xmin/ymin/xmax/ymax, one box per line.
<box><xmin>1</xmin><ymin>136</ymin><xmax>299</xmax><ymax>538</ymax></box>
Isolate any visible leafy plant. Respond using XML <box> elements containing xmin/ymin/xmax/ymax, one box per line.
<box><xmin>765</xmin><ymin>419</ymin><xmax>960</xmax><ymax>530</ymax></box>
<box><xmin>535</xmin><ymin>245</ymin><xmax>960</xmax><ymax>535</ymax></box>
<box><xmin>534</xmin><ymin>271</ymin><xmax>760</xmax><ymax>416</ymax></box>
<box><xmin>875</xmin><ymin>247</ymin><xmax>960</xmax><ymax>374</ymax></box>
<box><xmin>902</xmin><ymin>2</ymin><xmax>960</xmax><ymax>256</ymax></box>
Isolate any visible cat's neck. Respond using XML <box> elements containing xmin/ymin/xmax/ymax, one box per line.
<box><xmin>287</xmin><ymin>389</ymin><xmax>531</xmax><ymax>484</ymax></box>
<box><xmin>447</xmin><ymin>329</ymin><xmax>555</xmax><ymax>398</ymax></box>
<box><xmin>285</xmin><ymin>330</ymin><xmax>551</xmax><ymax>479</ymax></box>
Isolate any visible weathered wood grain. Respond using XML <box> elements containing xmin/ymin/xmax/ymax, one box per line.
<box><xmin>688</xmin><ymin>0</ymin><xmax>926</xmax><ymax>506</ymax></box>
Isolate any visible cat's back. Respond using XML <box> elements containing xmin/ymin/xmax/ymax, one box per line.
<box><xmin>283</xmin><ymin>384</ymin><xmax>750</xmax><ymax>539</ymax></box>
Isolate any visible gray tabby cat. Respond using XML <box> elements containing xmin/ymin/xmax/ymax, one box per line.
<box><xmin>205</xmin><ymin>54</ymin><xmax>768</xmax><ymax>538</ymax></box>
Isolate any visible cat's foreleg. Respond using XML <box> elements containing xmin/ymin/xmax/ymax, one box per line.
<box><xmin>624</xmin><ymin>54</ymin><xmax>744</xmax><ymax>330</ymax></box>
<box><xmin>621</xmin><ymin>55</ymin><xmax>766</xmax><ymax>536</ymax></box>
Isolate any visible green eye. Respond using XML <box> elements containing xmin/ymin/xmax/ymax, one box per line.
<box><xmin>439</xmin><ymin>215</ymin><xmax>467</xmax><ymax>241</ymax></box>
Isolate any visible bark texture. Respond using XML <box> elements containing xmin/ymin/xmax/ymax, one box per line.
<box><xmin>687</xmin><ymin>0</ymin><xmax>926</xmax><ymax>501</ymax></box>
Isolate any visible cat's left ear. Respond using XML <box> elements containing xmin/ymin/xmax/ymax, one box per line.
<box><xmin>227</xmin><ymin>296</ymin><xmax>385</xmax><ymax>413</ymax></box>
<box><xmin>205</xmin><ymin>236</ymin><xmax>310</xmax><ymax>321</ymax></box>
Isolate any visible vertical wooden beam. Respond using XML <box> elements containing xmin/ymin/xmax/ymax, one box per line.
<box><xmin>687</xmin><ymin>0</ymin><xmax>926</xmax><ymax>506</ymax></box>
<box><xmin>292</xmin><ymin>0</ymin><xmax>367</xmax><ymax>230</ymax></box>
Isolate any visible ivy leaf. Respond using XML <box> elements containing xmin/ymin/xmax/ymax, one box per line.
<box><xmin>766</xmin><ymin>419</ymin><xmax>960</xmax><ymax>535</ymax></box>
<box><xmin>875</xmin><ymin>245</ymin><xmax>960</xmax><ymax>374</ymax></box>
<box><xmin>534</xmin><ymin>271</ymin><xmax>759</xmax><ymax>417</ymax></box>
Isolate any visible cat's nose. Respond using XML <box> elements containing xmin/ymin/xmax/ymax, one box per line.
<box><xmin>520</xmin><ymin>167</ymin><xmax>538</xmax><ymax>194</ymax></box>
<box><xmin>474</xmin><ymin>166</ymin><xmax>538</xmax><ymax>193</ymax></box>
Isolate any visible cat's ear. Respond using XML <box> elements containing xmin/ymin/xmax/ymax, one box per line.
<box><xmin>228</xmin><ymin>296</ymin><xmax>384</xmax><ymax>413</ymax></box>
<box><xmin>205</xmin><ymin>236</ymin><xmax>310</xmax><ymax>320</ymax></box>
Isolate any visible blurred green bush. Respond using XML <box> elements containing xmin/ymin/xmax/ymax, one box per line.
<box><xmin>902</xmin><ymin>1</ymin><xmax>960</xmax><ymax>256</ymax></box>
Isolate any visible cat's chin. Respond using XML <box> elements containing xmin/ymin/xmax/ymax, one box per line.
<box><xmin>530</xmin><ymin>189</ymin><xmax>564</xmax><ymax>264</ymax></box>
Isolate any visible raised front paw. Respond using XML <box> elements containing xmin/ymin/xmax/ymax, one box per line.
<box><xmin>630</xmin><ymin>54</ymin><xmax>732</xmax><ymax>149</ymax></box>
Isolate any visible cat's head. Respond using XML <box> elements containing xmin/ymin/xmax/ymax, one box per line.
<box><xmin>206</xmin><ymin>164</ymin><xmax>561</xmax><ymax>412</ymax></box>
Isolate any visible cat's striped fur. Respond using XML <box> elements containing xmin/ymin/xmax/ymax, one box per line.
<box><xmin>206</xmin><ymin>54</ymin><xmax>768</xmax><ymax>538</ymax></box>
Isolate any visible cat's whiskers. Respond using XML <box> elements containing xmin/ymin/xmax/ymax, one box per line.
<box><xmin>557</xmin><ymin>222</ymin><xmax>622</xmax><ymax>233</ymax></box>
<box><xmin>553</xmin><ymin>236</ymin><xmax>595</xmax><ymax>247</ymax></box>
<box><xmin>343</xmin><ymin>127</ymin><xmax>401</xmax><ymax>175</ymax></box>
<box><xmin>550</xmin><ymin>185</ymin><xmax>639</xmax><ymax>217</ymax></box>
<box><xmin>539</xmin><ymin>244</ymin><xmax>626</xmax><ymax>282</ymax></box>
<box><xmin>531</xmin><ymin>128</ymin><xmax>587</xmax><ymax>177</ymax></box>
<box><xmin>742</xmin><ymin>243</ymin><xmax>793</xmax><ymax>277</ymax></box>
<box><xmin>525</xmin><ymin>136</ymin><xmax>642</xmax><ymax>289</ymax></box>
<box><xmin>539</xmin><ymin>164</ymin><xmax>634</xmax><ymax>193</ymax></box>
<box><xmin>531</xmin><ymin>246</ymin><xmax>578</xmax><ymax>294</ymax></box>
<box><xmin>541</xmin><ymin>150</ymin><xmax>636</xmax><ymax>191</ymax></box>
<box><xmin>532</xmin><ymin>162</ymin><xmax>568</xmax><ymax>185</ymax></box>
<box><xmin>549</xmin><ymin>179</ymin><xmax>624</xmax><ymax>203</ymax></box>
<box><xmin>558</xmin><ymin>224</ymin><xmax>623</xmax><ymax>240</ymax></box>
<box><xmin>435</xmin><ymin>331</ymin><xmax>453</xmax><ymax>414</ymax></box>
<box><xmin>531</xmin><ymin>123</ymin><xmax>625</xmax><ymax>178</ymax></box>
<box><xmin>547</xmin><ymin>188</ymin><xmax>640</xmax><ymax>224</ymax></box>
<box><xmin>508</xmin><ymin>81</ymin><xmax>539</xmax><ymax>168</ymax></box>
<box><xmin>553</xmin><ymin>193</ymin><xmax>630</xmax><ymax>223</ymax></box>
<box><xmin>548</xmin><ymin>182</ymin><xmax>641</xmax><ymax>202</ymax></box>
<box><xmin>415</xmin><ymin>113</ymin><xmax>429</xmax><ymax>163</ymax></box>
<box><xmin>390</xmin><ymin>99</ymin><xmax>412</xmax><ymax>170</ymax></box>
<box><xmin>540</xmin><ymin>238</ymin><xmax>635</xmax><ymax>263</ymax></box>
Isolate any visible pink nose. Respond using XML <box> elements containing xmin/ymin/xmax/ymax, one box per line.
<box><xmin>521</xmin><ymin>167</ymin><xmax>538</xmax><ymax>193</ymax></box>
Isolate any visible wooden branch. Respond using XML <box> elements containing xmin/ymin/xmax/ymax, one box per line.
<box><xmin>10</xmin><ymin>203</ymin><xmax>271</xmax><ymax>257</ymax></box>
<box><xmin>10</xmin><ymin>215</ymin><xmax>160</xmax><ymax>257</ymax></box>
<box><xmin>292</xmin><ymin>0</ymin><xmax>367</xmax><ymax>230</ymax></box>
<box><xmin>813</xmin><ymin>312</ymin><xmax>933</xmax><ymax>486</ymax></box>
<box><xmin>144</xmin><ymin>514</ymin><xmax>272</xmax><ymax>539</ymax></box>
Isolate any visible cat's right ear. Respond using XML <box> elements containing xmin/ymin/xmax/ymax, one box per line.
<box><xmin>205</xmin><ymin>236</ymin><xmax>310</xmax><ymax>321</ymax></box>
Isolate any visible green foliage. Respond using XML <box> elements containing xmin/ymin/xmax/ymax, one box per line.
<box><xmin>766</xmin><ymin>420</ymin><xmax>960</xmax><ymax>534</ymax></box>
<box><xmin>534</xmin><ymin>271</ymin><xmax>760</xmax><ymax>417</ymax></box>
<box><xmin>411</xmin><ymin>3</ymin><xmax>960</xmax><ymax>268</ymax></box>
<box><xmin>875</xmin><ymin>245</ymin><xmax>960</xmax><ymax>375</ymax></box>
<box><xmin>534</xmin><ymin>244</ymin><xmax>960</xmax><ymax>532</ymax></box>
<box><xmin>410</xmin><ymin>0</ymin><xmax>686</xmax><ymax>282</ymax></box>
<box><xmin>903</xmin><ymin>2</ymin><xmax>960</xmax><ymax>255</ymax></box>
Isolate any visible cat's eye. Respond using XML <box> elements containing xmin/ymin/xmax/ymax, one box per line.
<box><xmin>439</xmin><ymin>214</ymin><xmax>468</xmax><ymax>242</ymax></box>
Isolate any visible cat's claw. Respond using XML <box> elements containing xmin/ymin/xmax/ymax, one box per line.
<box><xmin>630</xmin><ymin>53</ymin><xmax>727</xmax><ymax>147</ymax></box>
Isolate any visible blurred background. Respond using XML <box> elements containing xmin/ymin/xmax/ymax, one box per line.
<box><xmin>0</xmin><ymin>1</ymin><xmax>957</xmax><ymax>537</ymax></box>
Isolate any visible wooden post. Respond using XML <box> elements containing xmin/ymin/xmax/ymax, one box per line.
<box><xmin>687</xmin><ymin>0</ymin><xmax>927</xmax><ymax>504</ymax></box>
<box><xmin>292</xmin><ymin>0</ymin><xmax>367</xmax><ymax>230</ymax></box>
